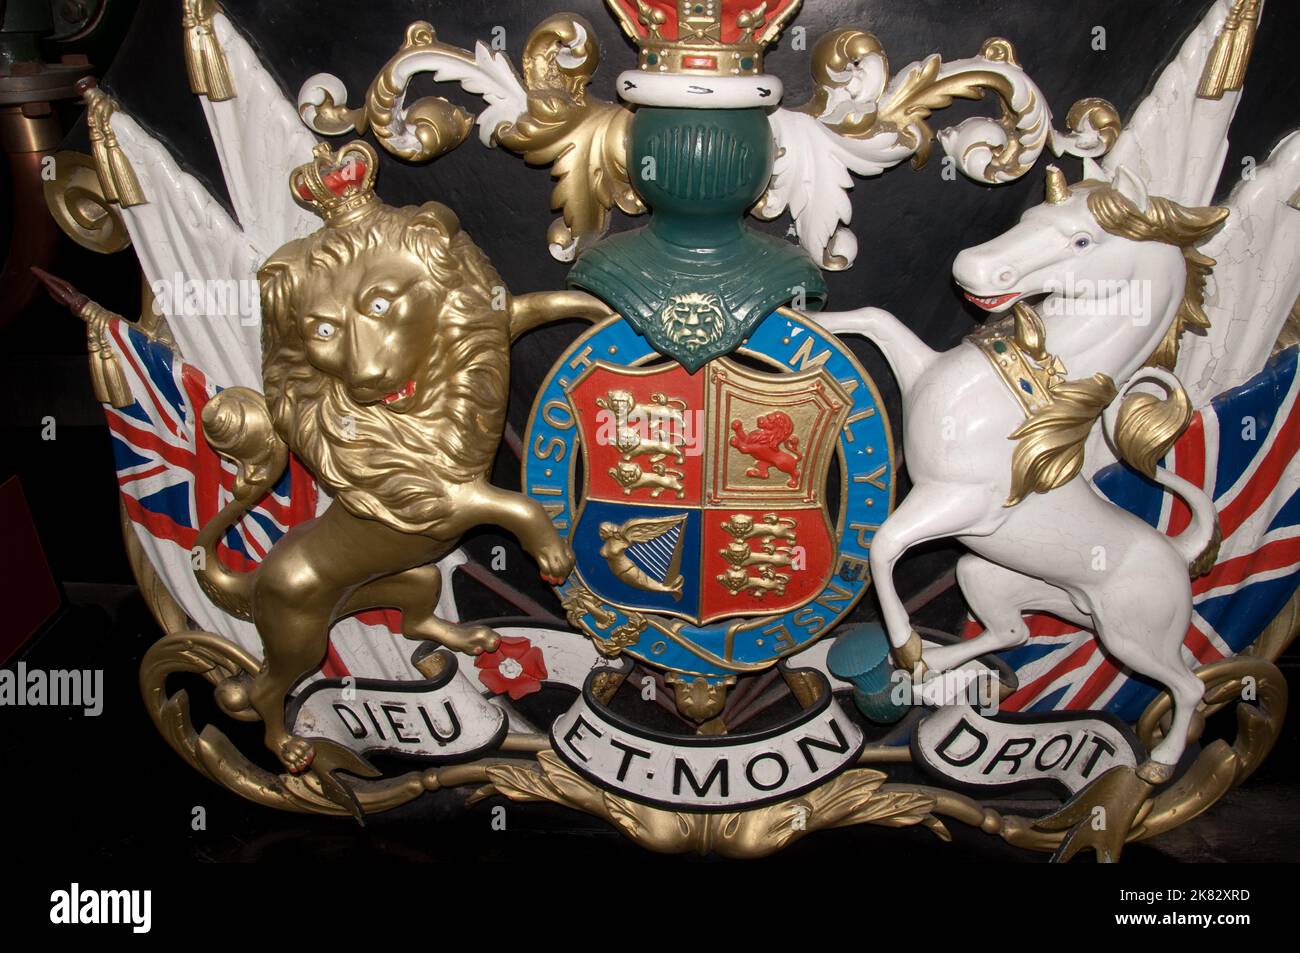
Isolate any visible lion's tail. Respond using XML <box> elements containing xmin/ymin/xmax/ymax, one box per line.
<box><xmin>508</xmin><ymin>290</ymin><xmax>614</xmax><ymax>341</ymax></box>
<box><xmin>193</xmin><ymin>387</ymin><xmax>288</xmax><ymax>619</ymax></box>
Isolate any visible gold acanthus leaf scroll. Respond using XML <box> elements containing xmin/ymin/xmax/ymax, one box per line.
<box><xmin>480</xmin><ymin>751</ymin><xmax>941</xmax><ymax>858</ymax></box>
<box><xmin>498</xmin><ymin>15</ymin><xmax>643</xmax><ymax>261</ymax></box>
<box><xmin>761</xmin><ymin>29</ymin><xmax>1120</xmax><ymax>270</ymax></box>
<box><xmin>299</xmin><ymin>14</ymin><xmax>640</xmax><ymax>263</ymax></box>
<box><xmin>873</xmin><ymin>39</ymin><xmax>1046</xmax><ymax>179</ymax></box>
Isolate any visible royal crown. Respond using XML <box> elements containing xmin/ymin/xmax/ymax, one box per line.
<box><xmin>606</xmin><ymin>0</ymin><xmax>802</xmax><ymax>107</ymax></box>
<box><xmin>290</xmin><ymin>140</ymin><xmax>379</xmax><ymax>225</ymax></box>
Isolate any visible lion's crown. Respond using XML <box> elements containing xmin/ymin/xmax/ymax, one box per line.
<box><xmin>290</xmin><ymin>140</ymin><xmax>379</xmax><ymax>226</ymax></box>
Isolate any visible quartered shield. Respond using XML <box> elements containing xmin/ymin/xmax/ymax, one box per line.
<box><xmin>567</xmin><ymin>356</ymin><xmax>849</xmax><ymax>625</ymax></box>
<box><xmin>524</xmin><ymin>311</ymin><xmax>894</xmax><ymax>678</ymax></box>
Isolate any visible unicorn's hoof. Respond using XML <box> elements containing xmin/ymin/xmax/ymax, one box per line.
<box><xmin>893</xmin><ymin>630</ymin><xmax>928</xmax><ymax>680</ymax></box>
<box><xmin>1136</xmin><ymin>759</ymin><xmax>1175</xmax><ymax>784</ymax></box>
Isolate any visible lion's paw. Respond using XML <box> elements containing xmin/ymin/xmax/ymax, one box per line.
<box><xmin>279</xmin><ymin>736</ymin><xmax>316</xmax><ymax>774</ymax></box>
<box><xmin>445</xmin><ymin>623</ymin><xmax>500</xmax><ymax>656</ymax></box>
<box><xmin>536</xmin><ymin>540</ymin><xmax>575</xmax><ymax>585</ymax></box>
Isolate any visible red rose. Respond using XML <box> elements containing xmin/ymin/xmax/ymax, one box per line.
<box><xmin>474</xmin><ymin>636</ymin><xmax>547</xmax><ymax>700</ymax></box>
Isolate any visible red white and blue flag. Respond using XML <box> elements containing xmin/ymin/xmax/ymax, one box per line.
<box><xmin>106</xmin><ymin>321</ymin><xmax>317</xmax><ymax>572</ymax></box>
<box><xmin>103</xmin><ymin>318</ymin><xmax>419</xmax><ymax>681</ymax></box>
<box><xmin>975</xmin><ymin>346</ymin><xmax>1300</xmax><ymax>720</ymax></box>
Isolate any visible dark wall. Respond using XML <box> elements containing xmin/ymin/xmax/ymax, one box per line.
<box><xmin>4</xmin><ymin>0</ymin><xmax>1298</xmax><ymax>624</ymax></box>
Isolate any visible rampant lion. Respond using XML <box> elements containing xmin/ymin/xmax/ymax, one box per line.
<box><xmin>730</xmin><ymin>411</ymin><xmax>802</xmax><ymax>487</ymax></box>
<box><xmin>190</xmin><ymin>142</ymin><xmax>608</xmax><ymax>811</ymax></box>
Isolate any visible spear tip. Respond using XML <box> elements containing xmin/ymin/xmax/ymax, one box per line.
<box><xmin>30</xmin><ymin>266</ymin><xmax>90</xmax><ymax>317</ymax></box>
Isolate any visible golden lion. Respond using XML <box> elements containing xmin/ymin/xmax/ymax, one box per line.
<box><xmin>191</xmin><ymin>142</ymin><xmax>608</xmax><ymax>812</ymax></box>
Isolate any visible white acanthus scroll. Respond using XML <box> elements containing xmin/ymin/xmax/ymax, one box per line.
<box><xmin>762</xmin><ymin>32</ymin><xmax>1113</xmax><ymax>271</ymax></box>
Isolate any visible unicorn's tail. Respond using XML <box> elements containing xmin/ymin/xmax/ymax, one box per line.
<box><xmin>1103</xmin><ymin>367</ymin><xmax>1220</xmax><ymax>576</ymax></box>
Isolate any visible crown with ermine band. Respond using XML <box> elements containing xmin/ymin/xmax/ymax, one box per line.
<box><xmin>606</xmin><ymin>0</ymin><xmax>802</xmax><ymax>79</ymax></box>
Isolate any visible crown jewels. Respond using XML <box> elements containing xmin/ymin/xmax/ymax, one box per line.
<box><xmin>290</xmin><ymin>140</ymin><xmax>379</xmax><ymax>225</ymax></box>
<box><xmin>606</xmin><ymin>0</ymin><xmax>802</xmax><ymax>107</ymax></box>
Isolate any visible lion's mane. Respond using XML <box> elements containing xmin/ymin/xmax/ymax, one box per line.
<box><xmin>257</xmin><ymin>202</ymin><xmax>508</xmax><ymax>535</ymax></box>
<box><xmin>749</xmin><ymin>412</ymin><xmax>795</xmax><ymax>447</ymax></box>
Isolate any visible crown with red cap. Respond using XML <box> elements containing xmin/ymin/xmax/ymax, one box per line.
<box><xmin>606</xmin><ymin>0</ymin><xmax>802</xmax><ymax>108</ymax></box>
<box><xmin>290</xmin><ymin>140</ymin><xmax>379</xmax><ymax>226</ymax></box>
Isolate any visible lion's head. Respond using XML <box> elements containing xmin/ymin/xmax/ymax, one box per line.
<box><xmin>608</xmin><ymin>462</ymin><xmax>644</xmax><ymax>487</ymax></box>
<box><xmin>753</xmin><ymin>412</ymin><xmax>795</xmax><ymax>446</ymax></box>
<box><xmin>258</xmin><ymin>201</ymin><xmax>509</xmax><ymax>534</ymax></box>
<box><xmin>595</xmin><ymin>389</ymin><xmax>636</xmax><ymax>420</ymax></box>
<box><xmin>658</xmin><ymin>292</ymin><xmax>725</xmax><ymax>357</ymax></box>
<box><xmin>722</xmin><ymin>514</ymin><xmax>754</xmax><ymax>537</ymax></box>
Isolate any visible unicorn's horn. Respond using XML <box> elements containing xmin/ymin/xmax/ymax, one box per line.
<box><xmin>1044</xmin><ymin>165</ymin><xmax>1072</xmax><ymax>204</ymax></box>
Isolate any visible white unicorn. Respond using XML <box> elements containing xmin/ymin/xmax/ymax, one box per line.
<box><xmin>808</xmin><ymin>0</ymin><xmax>1300</xmax><ymax>784</ymax></box>
<box><xmin>817</xmin><ymin>164</ymin><xmax>1228</xmax><ymax>780</ymax></box>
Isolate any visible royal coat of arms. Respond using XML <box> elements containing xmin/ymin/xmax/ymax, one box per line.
<box><xmin>36</xmin><ymin>0</ymin><xmax>1300</xmax><ymax>861</ymax></box>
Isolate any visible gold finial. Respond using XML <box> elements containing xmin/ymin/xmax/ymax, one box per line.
<box><xmin>1044</xmin><ymin>165</ymin><xmax>1072</xmax><ymax>205</ymax></box>
<box><xmin>289</xmin><ymin>140</ymin><xmax>379</xmax><ymax>226</ymax></box>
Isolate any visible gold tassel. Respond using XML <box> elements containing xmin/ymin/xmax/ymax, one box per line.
<box><xmin>86</xmin><ymin>324</ymin><xmax>111</xmax><ymax>404</ymax></box>
<box><xmin>84</xmin><ymin>309</ymin><xmax>134</xmax><ymax>408</ymax></box>
<box><xmin>105</xmin><ymin>136</ymin><xmax>146</xmax><ymax>207</ymax></box>
<box><xmin>182</xmin><ymin>7</ymin><xmax>208</xmax><ymax>96</ymax></box>
<box><xmin>83</xmin><ymin>87</ymin><xmax>146</xmax><ymax>206</ymax></box>
<box><xmin>183</xmin><ymin>1</ymin><xmax>235</xmax><ymax>101</ymax></box>
<box><xmin>1198</xmin><ymin>0</ymin><xmax>1260</xmax><ymax>99</ymax></box>
<box><xmin>87</xmin><ymin>119</ymin><xmax>119</xmax><ymax>204</ymax></box>
<box><xmin>198</xmin><ymin>23</ymin><xmax>235</xmax><ymax>101</ymax></box>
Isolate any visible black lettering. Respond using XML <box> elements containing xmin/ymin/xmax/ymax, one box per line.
<box><xmin>796</xmin><ymin>718</ymin><xmax>850</xmax><ymax>772</ymax></box>
<box><xmin>609</xmin><ymin>737</ymin><xmax>652</xmax><ymax>782</ymax></box>
<box><xmin>363</xmin><ymin>701</ymin><xmax>386</xmax><ymax>740</ymax></box>
<box><xmin>983</xmin><ymin>737</ymin><xmax>1035</xmax><ymax>776</ymax></box>
<box><xmin>331</xmin><ymin>704</ymin><xmax>368</xmax><ymax>740</ymax></box>
<box><xmin>1060</xmin><ymin>732</ymin><xmax>1089</xmax><ymax>772</ymax></box>
<box><xmin>745</xmin><ymin>752</ymin><xmax>790</xmax><ymax>791</ymax></box>
<box><xmin>563</xmin><ymin>714</ymin><xmax>602</xmax><ymax>762</ymax></box>
<box><xmin>673</xmin><ymin>758</ymin><xmax>729</xmax><ymax>798</ymax></box>
<box><xmin>1078</xmin><ymin>734</ymin><xmax>1118</xmax><ymax>779</ymax></box>
<box><xmin>418</xmin><ymin>701</ymin><xmax>462</xmax><ymax>745</ymax></box>
<box><xmin>381</xmin><ymin>703</ymin><xmax>420</xmax><ymax>744</ymax></box>
<box><xmin>1034</xmin><ymin>733</ymin><xmax>1073</xmax><ymax>771</ymax></box>
<box><xmin>934</xmin><ymin>718</ymin><xmax>988</xmax><ymax>768</ymax></box>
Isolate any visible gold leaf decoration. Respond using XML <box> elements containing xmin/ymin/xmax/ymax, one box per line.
<box><xmin>485</xmin><ymin>752</ymin><xmax>939</xmax><ymax>858</ymax></box>
<box><xmin>1006</xmin><ymin>373</ymin><xmax>1118</xmax><ymax>506</ymax></box>
<box><xmin>874</xmin><ymin>41</ymin><xmax>1040</xmax><ymax>177</ymax></box>
<box><xmin>496</xmin><ymin>14</ymin><xmax>641</xmax><ymax>259</ymax></box>
<box><xmin>363</xmin><ymin>22</ymin><xmax>475</xmax><ymax>162</ymax></box>
<box><xmin>139</xmin><ymin>630</ymin><xmax>432</xmax><ymax>816</ymax></box>
<box><xmin>42</xmin><ymin>151</ymin><xmax>131</xmax><ymax>254</ymax></box>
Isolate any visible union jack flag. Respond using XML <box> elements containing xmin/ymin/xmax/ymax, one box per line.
<box><xmin>103</xmin><ymin>318</ymin><xmax>416</xmax><ymax>681</ymax></box>
<box><xmin>968</xmin><ymin>346</ymin><xmax>1300</xmax><ymax>720</ymax></box>
<box><xmin>106</xmin><ymin>321</ymin><xmax>317</xmax><ymax>571</ymax></box>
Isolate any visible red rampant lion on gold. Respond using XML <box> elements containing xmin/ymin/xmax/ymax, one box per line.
<box><xmin>730</xmin><ymin>412</ymin><xmax>802</xmax><ymax>487</ymax></box>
